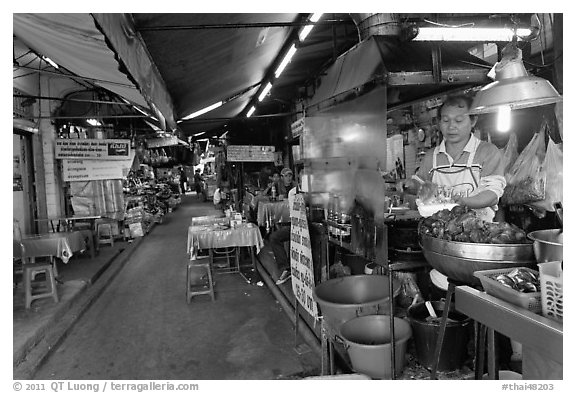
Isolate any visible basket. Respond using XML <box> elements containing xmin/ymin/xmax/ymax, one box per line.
<box><xmin>538</xmin><ymin>261</ymin><xmax>563</xmax><ymax>322</ymax></box>
<box><xmin>473</xmin><ymin>268</ymin><xmax>541</xmax><ymax>313</ymax></box>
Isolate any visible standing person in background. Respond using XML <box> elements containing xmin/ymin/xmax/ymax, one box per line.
<box><xmin>179</xmin><ymin>166</ymin><xmax>188</xmax><ymax>195</ymax></box>
<box><xmin>193</xmin><ymin>169</ymin><xmax>204</xmax><ymax>200</ymax></box>
<box><xmin>269</xmin><ymin>168</ymin><xmax>299</xmax><ymax>285</ymax></box>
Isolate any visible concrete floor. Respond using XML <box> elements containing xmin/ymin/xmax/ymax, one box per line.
<box><xmin>26</xmin><ymin>194</ymin><xmax>319</xmax><ymax>380</ymax></box>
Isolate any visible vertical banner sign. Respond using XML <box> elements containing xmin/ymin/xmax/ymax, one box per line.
<box><xmin>289</xmin><ymin>194</ymin><xmax>318</xmax><ymax>318</ymax></box>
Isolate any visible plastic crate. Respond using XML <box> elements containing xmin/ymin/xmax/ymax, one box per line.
<box><xmin>538</xmin><ymin>261</ymin><xmax>563</xmax><ymax>323</ymax></box>
<box><xmin>473</xmin><ymin>267</ymin><xmax>541</xmax><ymax>313</ymax></box>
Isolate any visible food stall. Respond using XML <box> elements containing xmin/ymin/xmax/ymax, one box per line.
<box><xmin>270</xmin><ymin>23</ymin><xmax>564</xmax><ymax>380</ymax></box>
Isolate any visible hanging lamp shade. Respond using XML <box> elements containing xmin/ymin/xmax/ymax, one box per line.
<box><xmin>469</xmin><ymin>43</ymin><xmax>562</xmax><ymax>115</ymax></box>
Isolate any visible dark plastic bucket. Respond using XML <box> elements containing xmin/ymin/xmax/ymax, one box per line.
<box><xmin>313</xmin><ymin>275</ymin><xmax>401</xmax><ymax>335</ymax></box>
<box><xmin>407</xmin><ymin>300</ymin><xmax>471</xmax><ymax>371</ymax></box>
<box><xmin>337</xmin><ymin>249</ymin><xmax>368</xmax><ymax>275</ymax></box>
<box><xmin>339</xmin><ymin>315</ymin><xmax>412</xmax><ymax>379</ymax></box>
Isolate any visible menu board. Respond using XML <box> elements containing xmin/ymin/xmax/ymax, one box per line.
<box><xmin>226</xmin><ymin>145</ymin><xmax>275</xmax><ymax>162</ymax></box>
<box><xmin>55</xmin><ymin>139</ymin><xmax>130</xmax><ymax>160</ymax></box>
<box><xmin>289</xmin><ymin>194</ymin><xmax>318</xmax><ymax>318</ymax></box>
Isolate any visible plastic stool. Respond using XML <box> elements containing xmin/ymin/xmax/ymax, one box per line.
<box><xmin>186</xmin><ymin>256</ymin><xmax>215</xmax><ymax>303</ymax></box>
<box><xmin>23</xmin><ymin>263</ymin><xmax>59</xmax><ymax>309</ymax></box>
<box><xmin>97</xmin><ymin>222</ymin><xmax>114</xmax><ymax>248</ymax></box>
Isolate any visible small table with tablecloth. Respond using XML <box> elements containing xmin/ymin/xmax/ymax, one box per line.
<box><xmin>187</xmin><ymin>222</ymin><xmax>263</xmax><ymax>282</ymax></box>
<box><xmin>257</xmin><ymin>200</ymin><xmax>290</xmax><ymax>228</ymax></box>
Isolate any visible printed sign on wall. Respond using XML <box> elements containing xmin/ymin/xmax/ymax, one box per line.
<box><xmin>62</xmin><ymin>153</ymin><xmax>134</xmax><ymax>181</ymax></box>
<box><xmin>55</xmin><ymin>139</ymin><xmax>130</xmax><ymax>160</ymax></box>
<box><xmin>226</xmin><ymin>145</ymin><xmax>275</xmax><ymax>162</ymax></box>
<box><xmin>289</xmin><ymin>193</ymin><xmax>318</xmax><ymax>318</ymax></box>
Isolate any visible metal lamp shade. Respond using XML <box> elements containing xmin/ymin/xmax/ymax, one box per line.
<box><xmin>470</xmin><ymin>75</ymin><xmax>562</xmax><ymax>114</ymax></box>
<box><xmin>470</xmin><ymin>46</ymin><xmax>562</xmax><ymax>115</ymax></box>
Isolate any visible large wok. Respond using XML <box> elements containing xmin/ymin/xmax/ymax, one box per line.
<box><xmin>420</xmin><ymin>234</ymin><xmax>536</xmax><ymax>286</ymax></box>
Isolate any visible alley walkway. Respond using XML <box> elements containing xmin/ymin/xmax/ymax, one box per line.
<box><xmin>32</xmin><ymin>195</ymin><xmax>319</xmax><ymax>380</ymax></box>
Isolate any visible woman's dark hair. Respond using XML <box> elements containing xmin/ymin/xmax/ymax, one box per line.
<box><xmin>440</xmin><ymin>94</ymin><xmax>475</xmax><ymax>114</ymax></box>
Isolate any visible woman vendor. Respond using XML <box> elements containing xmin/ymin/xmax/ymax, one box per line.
<box><xmin>402</xmin><ymin>94</ymin><xmax>506</xmax><ymax>222</ymax></box>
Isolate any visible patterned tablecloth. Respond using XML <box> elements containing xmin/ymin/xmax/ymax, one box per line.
<box><xmin>257</xmin><ymin>200</ymin><xmax>290</xmax><ymax>227</ymax></box>
<box><xmin>19</xmin><ymin>231</ymin><xmax>87</xmax><ymax>263</ymax></box>
<box><xmin>187</xmin><ymin>222</ymin><xmax>264</xmax><ymax>258</ymax></box>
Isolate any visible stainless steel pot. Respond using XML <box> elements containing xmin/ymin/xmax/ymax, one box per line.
<box><xmin>420</xmin><ymin>235</ymin><xmax>536</xmax><ymax>286</ymax></box>
<box><xmin>527</xmin><ymin>229</ymin><xmax>563</xmax><ymax>263</ymax></box>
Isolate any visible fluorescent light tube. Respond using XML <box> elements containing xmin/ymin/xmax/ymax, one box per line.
<box><xmin>193</xmin><ymin>131</ymin><xmax>206</xmax><ymax>137</ymax></box>
<box><xmin>413</xmin><ymin>27</ymin><xmax>533</xmax><ymax>42</ymax></box>
<box><xmin>258</xmin><ymin>83</ymin><xmax>273</xmax><ymax>102</ymax></box>
<box><xmin>42</xmin><ymin>56</ymin><xmax>59</xmax><ymax>69</ymax></box>
<box><xmin>246</xmin><ymin>106</ymin><xmax>256</xmax><ymax>118</ymax></box>
<box><xmin>182</xmin><ymin>101</ymin><xmax>223</xmax><ymax>120</ymax></box>
<box><xmin>274</xmin><ymin>44</ymin><xmax>297</xmax><ymax>78</ymax></box>
<box><xmin>299</xmin><ymin>13</ymin><xmax>323</xmax><ymax>41</ymax></box>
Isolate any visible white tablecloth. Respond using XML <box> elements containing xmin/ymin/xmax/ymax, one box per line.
<box><xmin>20</xmin><ymin>231</ymin><xmax>86</xmax><ymax>263</ymax></box>
<box><xmin>257</xmin><ymin>200</ymin><xmax>290</xmax><ymax>226</ymax></box>
<box><xmin>187</xmin><ymin>223</ymin><xmax>263</xmax><ymax>258</ymax></box>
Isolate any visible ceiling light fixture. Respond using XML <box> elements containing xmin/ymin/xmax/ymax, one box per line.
<box><xmin>87</xmin><ymin>118</ymin><xmax>102</xmax><ymax>126</ymax></box>
<box><xmin>246</xmin><ymin>106</ymin><xmax>256</xmax><ymax>118</ymax></box>
<box><xmin>274</xmin><ymin>44</ymin><xmax>298</xmax><ymax>78</ymax></box>
<box><xmin>413</xmin><ymin>27</ymin><xmax>533</xmax><ymax>42</ymax></box>
<box><xmin>258</xmin><ymin>82</ymin><xmax>273</xmax><ymax>102</ymax></box>
<box><xmin>299</xmin><ymin>13</ymin><xmax>324</xmax><ymax>41</ymax></box>
<box><xmin>41</xmin><ymin>56</ymin><xmax>59</xmax><ymax>68</ymax></box>
<box><xmin>469</xmin><ymin>40</ymin><xmax>562</xmax><ymax>115</ymax></box>
<box><xmin>182</xmin><ymin>101</ymin><xmax>223</xmax><ymax>120</ymax></box>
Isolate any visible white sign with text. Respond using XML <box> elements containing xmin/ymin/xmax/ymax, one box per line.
<box><xmin>289</xmin><ymin>194</ymin><xmax>318</xmax><ymax>318</ymax></box>
<box><xmin>55</xmin><ymin>139</ymin><xmax>131</xmax><ymax>160</ymax></box>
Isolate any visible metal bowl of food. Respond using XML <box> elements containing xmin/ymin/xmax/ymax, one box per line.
<box><xmin>420</xmin><ymin>235</ymin><xmax>536</xmax><ymax>286</ymax></box>
<box><xmin>527</xmin><ymin>229</ymin><xmax>563</xmax><ymax>263</ymax></box>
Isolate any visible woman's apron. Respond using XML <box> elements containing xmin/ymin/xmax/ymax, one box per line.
<box><xmin>430</xmin><ymin>140</ymin><xmax>495</xmax><ymax>222</ymax></box>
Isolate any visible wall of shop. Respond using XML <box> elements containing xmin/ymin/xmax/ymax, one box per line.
<box><xmin>13</xmin><ymin>135</ymin><xmax>28</xmax><ymax>233</ymax></box>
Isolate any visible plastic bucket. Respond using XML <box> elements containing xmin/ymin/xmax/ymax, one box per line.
<box><xmin>337</xmin><ymin>249</ymin><xmax>368</xmax><ymax>275</ymax></box>
<box><xmin>407</xmin><ymin>300</ymin><xmax>471</xmax><ymax>371</ymax></box>
<box><xmin>339</xmin><ymin>315</ymin><xmax>412</xmax><ymax>379</ymax></box>
<box><xmin>313</xmin><ymin>275</ymin><xmax>401</xmax><ymax>335</ymax></box>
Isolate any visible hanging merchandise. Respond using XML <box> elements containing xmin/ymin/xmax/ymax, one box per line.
<box><xmin>502</xmin><ymin>132</ymin><xmax>519</xmax><ymax>175</ymax></box>
<box><xmin>160</xmin><ymin>148</ymin><xmax>169</xmax><ymax>165</ymax></box>
<box><xmin>501</xmin><ymin>125</ymin><xmax>547</xmax><ymax>205</ymax></box>
<box><xmin>529</xmin><ymin>140</ymin><xmax>563</xmax><ymax>212</ymax></box>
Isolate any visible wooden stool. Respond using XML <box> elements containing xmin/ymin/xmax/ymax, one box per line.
<box><xmin>96</xmin><ymin>222</ymin><xmax>114</xmax><ymax>248</ymax></box>
<box><xmin>23</xmin><ymin>263</ymin><xmax>59</xmax><ymax>309</ymax></box>
<box><xmin>186</xmin><ymin>256</ymin><xmax>215</xmax><ymax>303</ymax></box>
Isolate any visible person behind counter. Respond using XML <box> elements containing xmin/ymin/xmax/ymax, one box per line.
<box><xmin>269</xmin><ymin>167</ymin><xmax>298</xmax><ymax>285</ymax></box>
<box><xmin>401</xmin><ymin>94</ymin><xmax>506</xmax><ymax>222</ymax></box>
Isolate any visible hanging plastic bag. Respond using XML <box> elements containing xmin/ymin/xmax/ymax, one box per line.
<box><xmin>501</xmin><ymin>128</ymin><xmax>547</xmax><ymax>205</ymax></box>
<box><xmin>502</xmin><ymin>132</ymin><xmax>519</xmax><ymax>178</ymax></box>
<box><xmin>529</xmin><ymin>141</ymin><xmax>563</xmax><ymax>212</ymax></box>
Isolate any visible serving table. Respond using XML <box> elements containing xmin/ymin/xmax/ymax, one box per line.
<box><xmin>455</xmin><ymin>286</ymin><xmax>563</xmax><ymax>380</ymax></box>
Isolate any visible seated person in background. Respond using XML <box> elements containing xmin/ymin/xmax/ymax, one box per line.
<box><xmin>277</xmin><ymin>168</ymin><xmax>296</xmax><ymax>199</ymax></box>
<box><xmin>260</xmin><ymin>170</ymin><xmax>281</xmax><ymax>198</ymax></box>
<box><xmin>269</xmin><ymin>168</ymin><xmax>299</xmax><ymax>285</ymax></box>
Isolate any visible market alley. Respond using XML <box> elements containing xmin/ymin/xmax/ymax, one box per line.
<box><xmin>31</xmin><ymin>194</ymin><xmax>318</xmax><ymax>380</ymax></box>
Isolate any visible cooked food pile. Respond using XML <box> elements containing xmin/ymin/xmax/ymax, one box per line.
<box><xmin>418</xmin><ymin>205</ymin><xmax>529</xmax><ymax>244</ymax></box>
